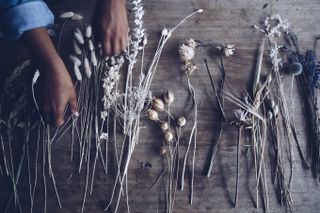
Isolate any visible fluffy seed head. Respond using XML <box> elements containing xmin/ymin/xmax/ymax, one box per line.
<box><xmin>179</xmin><ymin>44</ymin><xmax>195</xmax><ymax>62</ymax></box>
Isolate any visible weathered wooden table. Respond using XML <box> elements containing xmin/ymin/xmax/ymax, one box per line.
<box><xmin>1</xmin><ymin>0</ymin><xmax>320</xmax><ymax>212</ymax></box>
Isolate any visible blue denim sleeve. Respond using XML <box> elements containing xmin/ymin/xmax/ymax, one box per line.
<box><xmin>0</xmin><ymin>0</ymin><xmax>54</xmax><ymax>40</ymax></box>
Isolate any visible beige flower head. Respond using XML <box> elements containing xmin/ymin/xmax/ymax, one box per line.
<box><xmin>152</xmin><ymin>97</ymin><xmax>165</xmax><ymax>111</ymax></box>
<box><xmin>147</xmin><ymin>109</ymin><xmax>159</xmax><ymax>121</ymax></box>
<box><xmin>179</xmin><ymin>44</ymin><xmax>195</xmax><ymax>62</ymax></box>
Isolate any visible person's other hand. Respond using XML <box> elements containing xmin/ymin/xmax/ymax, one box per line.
<box><xmin>23</xmin><ymin>28</ymin><xmax>78</xmax><ymax>126</ymax></box>
<box><xmin>93</xmin><ymin>0</ymin><xmax>128</xmax><ymax>56</ymax></box>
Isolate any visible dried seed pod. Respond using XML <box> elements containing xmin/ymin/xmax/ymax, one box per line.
<box><xmin>69</xmin><ymin>55</ymin><xmax>81</xmax><ymax>66</ymax></box>
<box><xmin>177</xmin><ymin>116</ymin><xmax>186</xmax><ymax>127</ymax></box>
<box><xmin>91</xmin><ymin>51</ymin><xmax>97</xmax><ymax>66</ymax></box>
<box><xmin>147</xmin><ymin>110</ymin><xmax>159</xmax><ymax>121</ymax></box>
<box><xmin>73</xmin><ymin>64</ymin><xmax>82</xmax><ymax>81</ymax></box>
<box><xmin>59</xmin><ymin>11</ymin><xmax>74</xmax><ymax>19</ymax></box>
<box><xmin>164</xmin><ymin>131</ymin><xmax>173</xmax><ymax>142</ymax></box>
<box><xmin>289</xmin><ymin>62</ymin><xmax>303</xmax><ymax>76</ymax></box>
<box><xmin>164</xmin><ymin>90</ymin><xmax>174</xmax><ymax>104</ymax></box>
<box><xmin>88</xmin><ymin>39</ymin><xmax>94</xmax><ymax>51</ymax></box>
<box><xmin>73</xmin><ymin>40</ymin><xmax>82</xmax><ymax>55</ymax></box>
<box><xmin>71</xmin><ymin>13</ymin><xmax>83</xmax><ymax>20</ymax></box>
<box><xmin>74</xmin><ymin>31</ymin><xmax>84</xmax><ymax>45</ymax></box>
<box><xmin>160</xmin><ymin>146</ymin><xmax>167</xmax><ymax>155</ymax></box>
<box><xmin>84</xmin><ymin>57</ymin><xmax>92</xmax><ymax>78</ymax></box>
<box><xmin>85</xmin><ymin>26</ymin><xmax>92</xmax><ymax>38</ymax></box>
<box><xmin>152</xmin><ymin>97</ymin><xmax>165</xmax><ymax>111</ymax></box>
<box><xmin>160</xmin><ymin>122</ymin><xmax>169</xmax><ymax>131</ymax></box>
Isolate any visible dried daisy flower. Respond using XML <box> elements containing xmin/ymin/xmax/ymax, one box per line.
<box><xmin>59</xmin><ymin>11</ymin><xmax>74</xmax><ymax>19</ymax></box>
<box><xmin>160</xmin><ymin>122</ymin><xmax>169</xmax><ymax>131</ymax></box>
<box><xmin>179</xmin><ymin>43</ymin><xmax>195</xmax><ymax>62</ymax></box>
<box><xmin>177</xmin><ymin>116</ymin><xmax>186</xmax><ymax>127</ymax></box>
<box><xmin>164</xmin><ymin>131</ymin><xmax>173</xmax><ymax>142</ymax></box>
<box><xmin>85</xmin><ymin>26</ymin><xmax>92</xmax><ymax>38</ymax></box>
<box><xmin>152</xmin><ymin>97</ymin><xmax>165</xmax><ymax>111</ymax></box>
<box><xmin>147</xmin><ymin>109</ymin><xmax>159</xmax><ymax>121</ymax></box>
<box><xmin>164</xmin><ymin>90</ymin><xmax>174</xmax><ymax>104</ymax></box>
<box><xmin>217</xmin><ymin>44</ymin><xmax>235</xmax><ymax>57</ymax></box>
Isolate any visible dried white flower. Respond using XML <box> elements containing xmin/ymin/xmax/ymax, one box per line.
<box><xmin>59</xmin><ymin>11</ymin><xmax>74</xmax><ymax>19</ymax></box>
<box><xmin>84</xmin><ymin>57</ymin><xmax>92</xmax><ymax>78</ymax></box>
<box><xmin>73</xmin><ymin>64</ymin><xmax>82</xmax><ymax>81</ymax></box>
<box><xmin>69</xmin><ymin>55</ymin><xmax>81</xmax><ymax>66</ymax></box>
<box><xmin>177</xmin><ymin>116</ymin><xmax>186</xmax><ymax>127</ymax></box>
<box><xmin>220</xmin><ymin>44</ymin><xmax>235</xmax><ymax>57</ymax></box>
<box><xmin>73</xmin><ymin>40</ymin><xmax>82</xmax><ymax>55</ymax></box>
<box><xmin>152</xmin><ymin>97</ymin><xmax>165</xmax><ymax>111</ymax></box>
<box><xmin>85</xmin><ymin>26</ymin><xmax>92</xmax><ymax>38</ymax></box>
<box><xmin>160</xmin><ymin>122</ymin><xmax>169</xmax><ymax>131</ymax></box>
<box><xmin>147</xmin><ymin>109</ymin><xmax>159</xmax><ymax>121</ymax></box>
<box><xmin>179</xmin><ymin>44</ymin><xmax>195</xmax><ymax>62</ymax></box>
<box><xmin>91</xmin><ymin>51</ymin><xmax>97</xmax><ymax>66</ymax></box>
<box><xmin>74</xmin><ymin>31</ymin><xmax>84</xmax><ymax>45</ymax></box>
<box><xmin>164</xmin><ymin>131</ymin><xmax>173</xmax><ymax>142</ymax></box>
<box><xmin>71</xmin><ymin>13</ymin><xmax>83</xmax><ymax>20</ymax></box>
<box><xmin>88</xmin><ymin>39</ymin><xmax>94</xmax><ymax>51</ymax></box>
<box><xmin>164</xmin><ymin>90</ymin><xmax>174</xmax><ymax>104</ymax></box>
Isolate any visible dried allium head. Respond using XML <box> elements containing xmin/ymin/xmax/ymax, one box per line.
<box><xmin>59</xmin><ymin>11</ymin><xmax>74</xmax><ymax>19</ymax></box>
<box><xmin>177</xmin><ymin>116</ymin><xmax>186</xmax><ymax>127</ymax></box>
<box><xmin>179</xmin><ymin>44</ymin><xmax>195</xmax><ymax>62</ymax></box>
<box><xmin>160</xmin><ymin>122</ymin><xmax>169</xmax><ymax>131</ymax></box>
<box><xmin>147</xmin><ymin>109</ymin><xmax>159</xmax><ymax>121</ymax></box>
<box><xmin>164</xmin><ymin>131</ymin><xmax>173</xmax><ymax>142</ymax></box>
<box><xmin>152</xmin><ymin>97</ymin><xmax>165</xmax><ymax>111</ymax></box>
<box><xmin>164</xmin><ymin>90</ymin><xmax>174</xmax><ymax>104</ymax></box>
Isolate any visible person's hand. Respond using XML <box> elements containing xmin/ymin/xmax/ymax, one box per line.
<box><xmin>39</xmin><ymin>58</ymin><xmax>78</xmax><ymax>126</ymax></box>
<box><xmin>93</xmin><ymin>0</ymin><xmax>128</xmax><ymax>56</ymax></box>
<box><xmin>23</xmin><ymin>28</ymin><xmax>78</xmax><ymax>126</ymax></box>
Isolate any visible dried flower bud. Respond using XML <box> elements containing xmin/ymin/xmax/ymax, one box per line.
<box><xmin>71</xmin><ymin>13</ymin><xmax>83</xmax><ymax>20</ymax></box>
<box><xmin>164</xmin><ymin>90</ymin><xmax>174</xmax><ymax>104</ymax></box>
<box><xmin>59</xmin><ymin>11</ymin><xmax>74</xmax><ymax>19</ymax></box>
<box><xmin>152</xmin><ymin>97</ymin><xmax>165</xmax><ymax>111</ymax></box>
<box><xmin>177</xmin><ymin>116</ymin><xmax>186</xmax><ymax>127</ymax></box>
<box><xmin>147</xmin><ymin>109</ymin><xmax>159</xmax><ymax>121</ymax></box>
<box><xmin>223</xmin><ymin>44</ymin><xmax>235</xmax><ymax>57</ymax></box>
<box><xmin>85</xmin><ymin>26</ymin><xmax>92</xmax><ymax>38</ymax></box>
<box><xmin>74</xmin><ymin>31</ymin><xmax>84</xmax><ymax>45</ymax></box>
<box><xmin>160</xmin><ymin>122</ymin><xmax>169</xmax><ymax>131</ymax></box>
<box><xmin>164</xmin><ymin>131</ymin><xmax>173</xmax><ymax>142</ymax></box>
<box><xmin>73</xmin><ymin>64</ymin><xmax>82</xmax><ymax>81</ymax></box>
<box><xmin>73</xmin><ymin>40</ymin><xmax>82</xmax><ymax>55</ymax></box>
<box><xmin>84</xmin><ymin>57</ymin><xmax>92</xmax><ymax>78</ymax></box>
<box><xmin>88</xmin><ymin>39</ymin><xmax>94</xmax><ymax>51</ymax></box>
<box><xmin>289</xmin><ymin>62</ymin><xmax>303</xmax><ymax>76</ymax></box>
<box><xmin>69</xmin><ymin>55</ymin><xmax>81</xmax><ymax>66</ymax></box>
<box><xmin>160</xmin><ymin>146</ymin><xmax>167</xmax><ymax>155</ymax></box>
<box><xmin>179</xmin><ymin>44</ymin><xmax>195</xmax><ymax>62</ymax></box>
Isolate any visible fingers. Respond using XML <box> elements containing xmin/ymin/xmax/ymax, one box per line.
<box><xmin>102</xmin><ymin>33</ymin><xmax>127</xmax><ymax>56</ymax></box>
<box><xmin>103</xmin><ymin>37</ymin><xmax>112</xmax><ymax>56</ymax></box>
<box><xmin>53</xmin><ymin>108</ymin><xmax>65</xmax><ymax>127</ymax></box>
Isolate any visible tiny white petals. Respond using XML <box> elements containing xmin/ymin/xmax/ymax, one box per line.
<box><xmin>84</xmin><ymin>57</ymin><xmax>92</xmax><ymax>78</ymax></box>
<box><xmin>59</xmin><ymin>11</ymin><xmax>74</xmax><ymax>19</ymax></box>
<box><xmin>74</xmin><ymin>31</ymin><xmax>84</xmax><ymax>45</ymax></box>
<box><xmin>74</xmin><ymin>64</ymin><xmax>82</xmax><ymax>81</ymax></box>
<box><xmin>73</xmin><ymin>40</ymin><xmax>82</xmax><ymax>55</ymax></box>
<box><xmin>71</xmin><ymin>13</ymin><xmax>83</xmax><ymax>20</ymax></box>
<box><xmin>85</xmin><ymin>26</ymin><xmax>92</xmax><ymax>38</ymax></box>
<box><xmin>69</xmin><ymin>55</ymin><xmax>81</xmax><ymax>66</ymax></box>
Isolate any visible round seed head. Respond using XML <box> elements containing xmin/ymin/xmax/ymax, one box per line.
<box><xmin>152</xmin><ymin>97</ymin><xmax>165</xmax><ymax>111</ymax></box>
<box><xmin>177</xmin><ymin>116</ymin><xmax>186</xmax><ymax>127</ymax></box>
<box><xmin>147</xmin><ymin>110</ymin><xmax>159</xmax><ymax>121</ymax></box>
<box><xmin>164</xmin><ymin>131</ymin><xmax>173</xmax><ymax>142</ymax></box>
<box><xmin>160</xmin><ymin>122</ymin><xmax>169</xmax><ymax>131</ymax></box>
<box><xmin>289</xmin><ymin>62</ymin><xmax>303</xmax><ymax>76</ymax></box>
<box><xmin>164</xmin><ymin>90</ymin><xmax>174</xmax><ymax>104</ymax></box>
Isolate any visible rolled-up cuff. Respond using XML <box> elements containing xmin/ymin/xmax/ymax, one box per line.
<box><xmin>0</xmin><ymin>1</ymin><xmax>54</xmax><ymax>40</ymax></box>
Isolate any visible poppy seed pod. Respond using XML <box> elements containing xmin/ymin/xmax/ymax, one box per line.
<box><xmin>152</xmin><ymin>97</ymin><xmax>165</xmax><ymax>111</ymax></box>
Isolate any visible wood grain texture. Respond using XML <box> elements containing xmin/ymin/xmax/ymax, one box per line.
<box><xmin>1</xmin><ymin>0</ymin><xmax>320</xmax><ymax>212</ymax></box>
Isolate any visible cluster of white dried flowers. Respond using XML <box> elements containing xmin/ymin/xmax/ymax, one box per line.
<box><xmin>217</xmin><ymin>44</ymin><xmax>236</xmax><ymax>57</ymax></box>
<box><xmin>179</xmin><ymin>38</ymin><xmax>197</xmax><ymax>75</ymax></box>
